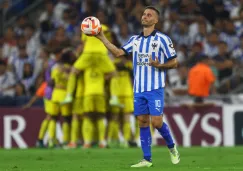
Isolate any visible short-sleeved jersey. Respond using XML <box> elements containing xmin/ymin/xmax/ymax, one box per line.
<box><xmin>121</xmin><ymin>30</ymin><xmax>177</xmax><ymax>93</ymax></box>
<box><xmin>51</xmin><ymin>63</ymin><xmax>71</xmax><ymax>88</ymax></box>
<box><xmin>82</xmin><ymin>24</ymin><xmax>111</xmax><ymax>55</ymax></box>
<box><xmin>83</xmin><ymin>68</ymin><xmax>105</xmax><ymax>96</ymax></box>
<box><xmin>111</xmin><ymin>59</ymin><xmax>133</xmax><ymax>97</ymax></box>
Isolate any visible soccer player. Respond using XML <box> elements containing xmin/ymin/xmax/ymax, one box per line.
<box><xmin>66</xmin><ymin>73</ymin><xmax>84</xmax><ymax>148</ymax></box>
<box><xmin>108</xmin><ymin>57</ymin><xmax>133</xmax><ymax>148</ymax></box>
<box><xmin>95</xmin><ymin>6</ymin><xmax>180</xmax><ymax>167</ymax></box>
<box><xmin>48</xmin><ymin>49</ymin><xmax>75</xmax><ymax>147</ymax></box>
<box><xmin>23</xmin><ymin>47</ymin><xmax>60</xmax><ymax>147</ymax></box>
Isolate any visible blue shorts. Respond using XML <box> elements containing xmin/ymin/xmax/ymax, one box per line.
<box><xmin>134</xmin><ymin>88</ymin><xmax>164</xmax><ymax>116</ymax></box>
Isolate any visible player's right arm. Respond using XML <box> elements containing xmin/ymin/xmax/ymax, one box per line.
<box><xmin>96</xmin><ymin>30</ymin><xmax>133</xmax><ymax>57</ymax></box>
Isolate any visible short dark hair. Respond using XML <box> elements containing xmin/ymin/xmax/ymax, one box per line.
<box><xmin>145</xmin><ymin>6</ymin><xmax>160</xmax><ymax>16</ymax></box>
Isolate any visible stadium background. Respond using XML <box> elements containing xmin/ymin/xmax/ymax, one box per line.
<box><xmin>0</xmin><ymin>0</ymin><xmax>243</xmax><ymax>149</ymax></box>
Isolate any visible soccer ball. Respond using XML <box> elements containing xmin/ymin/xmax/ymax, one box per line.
<box><xmin>81</xmin><ymin>16</ymin><xmax>101</xmax><ymax>36</ymax></box>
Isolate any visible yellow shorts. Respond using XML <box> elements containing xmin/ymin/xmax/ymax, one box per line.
<box><xmin>49</xmin><ymin>88</ymin><xmax>72</xmax><ymax>116</ymax></box>
<box><xmin>111</xmin><ymin>97</ymin><xmax>134</xmax><ymax>114</ymax></box>
<box><xmin>74</xmin><ymin>53</ymin><xmax>115</xmax><ymax>73</ymax></box>
<box><xmin>72</xmin><ymin>97</ymin><xmax>83</xmax><ymax>115</ymax></box>
<box><xmin>83</xmin><ymin>95</ymin><xmax>106</xmax><ymax>113</ymax></box>
<box><xmin>44</xmin><ymin>99</ymin><xmax>52</xmax><ymax>114</ymax></box>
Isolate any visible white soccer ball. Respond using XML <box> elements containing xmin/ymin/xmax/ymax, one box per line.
<box><xmin>81</xmin><ymin>16</ymin><xmax>101</xmax><ymax>36</ymax></box>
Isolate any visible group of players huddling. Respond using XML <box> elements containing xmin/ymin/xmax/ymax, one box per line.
<box><xmin>25</xmin><ymin>24</ymin><xmax>138</xmax><ymax>149</ymax></box>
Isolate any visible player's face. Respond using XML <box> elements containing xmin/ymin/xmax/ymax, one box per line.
<box><xmin>141</xmin><ymin>9</ymin><xmax>158</xmax><ymax>27</ymax></box>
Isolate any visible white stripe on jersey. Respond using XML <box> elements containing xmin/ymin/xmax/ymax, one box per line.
<box><xmin>122</xmin><ymin>30</ymin><xmax>176</xmax><ymax>93</ymax></box>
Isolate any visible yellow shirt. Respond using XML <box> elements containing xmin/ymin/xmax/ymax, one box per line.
<box><xmin>81</xmin><ymin>24</ymin><xmax>111</xmax><ymax>55</ymax></box>
<box><xmin>75</xmin><ymin>73</ymin><xmax>84</xmax><ymax>97</ymax></box>
<box><xmin>111</xmin><ymin>59</ymin><xmax>133</xmax><ymax>97</ymax></box>
<box><xmin>84</xmin><ymin>68</ymin><xmax>105</xmax><ymax>96</ymax></box>
<box><xmin>51</xmin><ymin>63</ymin><xmax>71</xmax><ymax>89</ymax></box>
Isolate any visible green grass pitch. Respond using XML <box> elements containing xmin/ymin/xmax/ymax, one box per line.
<box><xmin>1</xmin><ymin>147</ymin><xmax>243</xmax><ymax>171</ymax></box>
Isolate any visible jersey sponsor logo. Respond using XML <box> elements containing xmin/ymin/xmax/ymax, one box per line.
<box><xmin>137</xmin><ymin>61</ymin><xmax>149</xmax><ymax>66</ymax></box>
<box><xmin>138</xmin><ymin>53</ymin><xmax>149</xmax><ymax>59</ymax></box>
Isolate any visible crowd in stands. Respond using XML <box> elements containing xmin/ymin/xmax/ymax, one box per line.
<box><xmin>0</xmin><ymin>0</ymin><xmax>243</xmax><ymax>106</ymax></box>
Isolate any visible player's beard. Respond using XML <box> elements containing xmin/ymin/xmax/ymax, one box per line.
<box><xmin>141</xmin><ymin>20</ymin><xmax>154</xmax><ymax>28</ymax></box>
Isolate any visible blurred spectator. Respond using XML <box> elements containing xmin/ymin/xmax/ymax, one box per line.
<box><xmin>0</xmin><ymin>59</ymin><xmax>16</xmax><ymax>97</ymax></box>
<box><xmin>186</xmin><ymin>42</ymin><xmax>204</xmax><ymax>68</ymax></box>
<box><xmin>171</xmin><ymin>21</ymin><xmax>190</xmax><ymax>46</ymax></box>
<box><xmin>20</xmin><ymin>63</ymin><xmax>35</xmax><ymax>95</ymax></box>
<box><xmin>171</xmin><ymin>65</ymin><xmax>188</xmax><ymax>96</ymax></box>
<box><xmin>14</xmin><ymin>15</ymin><xmax>28</xmax><ymax>36</ymax></box>
<box><xmin>24</xmin><ymin>24</ymin><xmax>40</xmax><ymax>58</ymax></box>
<box><xmin>203</xmin><ymin>31</ymin><xmax>219</xmax><ymax>58</ymax></box>
<box><xmin>232</xmin><ymin>36</ymin><xmax>243</xmax><ymax>63</ymax></box>
<box><xmin>234</xmin><ymin>8</ymin><xmax>243</xmax><ymax>37</ymax></box>
<box><xmin>2</xmin><ymin>27</ymin><xmax>18</xmax><ymax>59</ymax></box>
<box><xmin>213</xmin><ymin>41</ymin><xmax>233</xmax><ymax>82</ymax></box>
<box><xmin>39</xmin><ymin>1</ymin><xmax>55</xmax><ymax>23</ymax></box>
<box><xmin>219</xmin><ymin>20</ymin><xmax>239</xmax><ymax>52</ymax></box>
<box><xmin>53</xmin><ymin>0</ymin><xmax>70</xmax><ymax>24</ymax></box>
<box><xmin>199</xmin><ymin>0</ymin><xmax>216</xmax><ymax>25</ymax></box>
<box><xmin>188</xmin><ymin>55</ymin><xmax>216</xmax><ymax>102</ymax></box>
<box><xmin>47</xmin><ymin>26</ymin><xmax>71</xmax><ymax>52</ymax></box>
<box><xmin>15</xmin><ymin>83</ymin><xmax>26</xmax><ymax>96</ymax></box>
<box><xmin>117</xmin><ymin>23</ymin><xmax>131</xmax><ymax>45</ymax></box>
<box><xmin>8</xmin><ymin>45</ymin><xmax>35</xmax><ymax>82</ymax></box>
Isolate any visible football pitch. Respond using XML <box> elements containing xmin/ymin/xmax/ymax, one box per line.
<box><xmin>1</xmin><ymin>147</ymin><xmax>243</xmax><ymax>171</ymax></box>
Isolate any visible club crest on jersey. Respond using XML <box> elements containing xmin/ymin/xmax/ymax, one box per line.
<box><xmin>152</xmin><ymin>43</ymin><xmax>157</xmax><ymax>50</ymax></box>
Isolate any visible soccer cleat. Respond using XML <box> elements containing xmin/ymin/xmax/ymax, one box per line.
<box><xmin>131</xmin><ymin>159</ymin><xmax>153</xmax><ymax>168</ymax></box>
<box><xmin>36</xmin><ymin>140</ymin><xmax>45</xmax><ymax>148</ymax></box>
<box><xmin>63</xmin><ymin>142</ymin><xmax>77</xmax><ymax>149</ymax></box>
<box><xmin>169</xmin><ymin>145</ymin><xmax>180</xmax><ymax>164</ymax></box>
<box><xmin>82</xmin><ymin>144</ymin><xmax>91</xmax><ymax>149</ymax></box>
<box><xmin>48</xmin><ymin>139</ymin><xmax>55</xmax><ymax>148</ymax></box>
<box><xmin>61</xmin><ymin>94</ymin><xmax>73</xmax><ymax>104</ymax></box>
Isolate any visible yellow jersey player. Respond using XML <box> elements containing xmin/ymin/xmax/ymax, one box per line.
<box><xmin>82</xmin><ymin>55</ymin><xmax>115</xmax><ymax>148</ymax></box>
<box><xmin>66</xmin><ymin>73</ymin><xmax>84</xmax><ymax>148</ymax></box>
<box><xmin>48</xmin><ymin>48</ymin><xmax>76</xmax><ymax>147</ymax></box>
<box><xmin>62</xmin><ymin>24</ymin><xmax>116</xmax><ymax>104</ymax></box>
<box><xmin>108</xmin><ymin>57</ymin><xmax>134</xmax><ymax>148</ymax></box>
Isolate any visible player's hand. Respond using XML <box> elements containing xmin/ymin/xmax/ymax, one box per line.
<box><xmin>149</xmin><ymin>56</ymin><xmax>160</xmax><ymax>68</ymax></box>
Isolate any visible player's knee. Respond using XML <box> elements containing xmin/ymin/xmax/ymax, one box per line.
<box><xmin>151</xmin><ymin>116</ymin><xmax>163</xmax><ymax>128</ymax></box>
<box><xmin>46</xmin><ymin>115</ymin><xmax>52</xmax><ymax>120</ymax></box>
<box><xmin>72</xmin><ymin>114</ymin><xmax>79</xmax><ymax>120</ymax></box>
<box><xmin>63</xmin><ymin>116</ymin><xmax>72</xmax><ymax>123</ymax></box>
<box><xmin>137</xmin><ymin>115</ymin><xmax>150</xmax><ymax>127</ymax></box>
<box><xmin>124</xmin><ymin>114</ymin><xmax>131</xmax><ymax>122</ymax></box>
<box><xmin>50</xmin><ymin>116</ymin><xmax>58</xmax><ymax>121</ymax></box>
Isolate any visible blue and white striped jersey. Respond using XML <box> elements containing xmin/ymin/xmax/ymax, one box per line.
<box><xmin>121</xmin><ymin>30</ymin><xmax>177</xmax><ymax>93</ymax></box>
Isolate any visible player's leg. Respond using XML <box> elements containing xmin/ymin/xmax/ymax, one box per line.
<box><xmin>61</xmin><ymin>103</ymin><xmax>72</xmax><ymax>145</ymax></box>
<box><xmin>47</xmin><ymin>102</ymin><xmax>59</xmax><ymax>148</ymax></box>
<box><xmin>82</xmin><ymin>96</ymin><xmax>94</xmax><ymax>148</ymax></box>
<box><xmin>63</xmin><ymin>54</ymin><xmax>91</xmax><ymax>104</ymax></box>
<box><xmin>107</xmin><ymin>106</ymin><xmax>120</xmax><ymax>147</ymax></box>
<box><xmin>95</xmin><ymin>95</ymin><xmax>107</xmax><ymax>148</ymax></box>
<box><xmin>121</xmin><ymin>97</ymin><xmax>133</xmax><ymax>148</ymax></box>
<box><xmin>148</xmin><ymin>88</ymin><xmax>180</xmax><ymax>164</ymax></box>
<box><xmin>36</xmin><ymin>115</ymin><xmax>51</xmax><ymax>147</ymax></box>
<box><xmin>66</xmin><ymin>97</ymin><xmax>83</xmax><ymax>148</ymax></box>
<box><xmin>131</xmin><ymin>93</ymin><xmax>152</xmax><ymax>168</ymax></box>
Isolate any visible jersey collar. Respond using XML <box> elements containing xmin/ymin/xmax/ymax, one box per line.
<box><xmin>138</xmin><ymin>29</ymin><xmax>157</xmax><ymax>38</ymax></box>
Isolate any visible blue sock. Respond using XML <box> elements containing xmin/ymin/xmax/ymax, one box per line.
<box><xmin>156</xmin><ymin>122</ymin><xmax>174</xmax><ymax>149</ymax></box>
<box><xmin>140</xmin><ymin>127</ymin><xmax>152</xmax><ymax>162</ymax></box>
